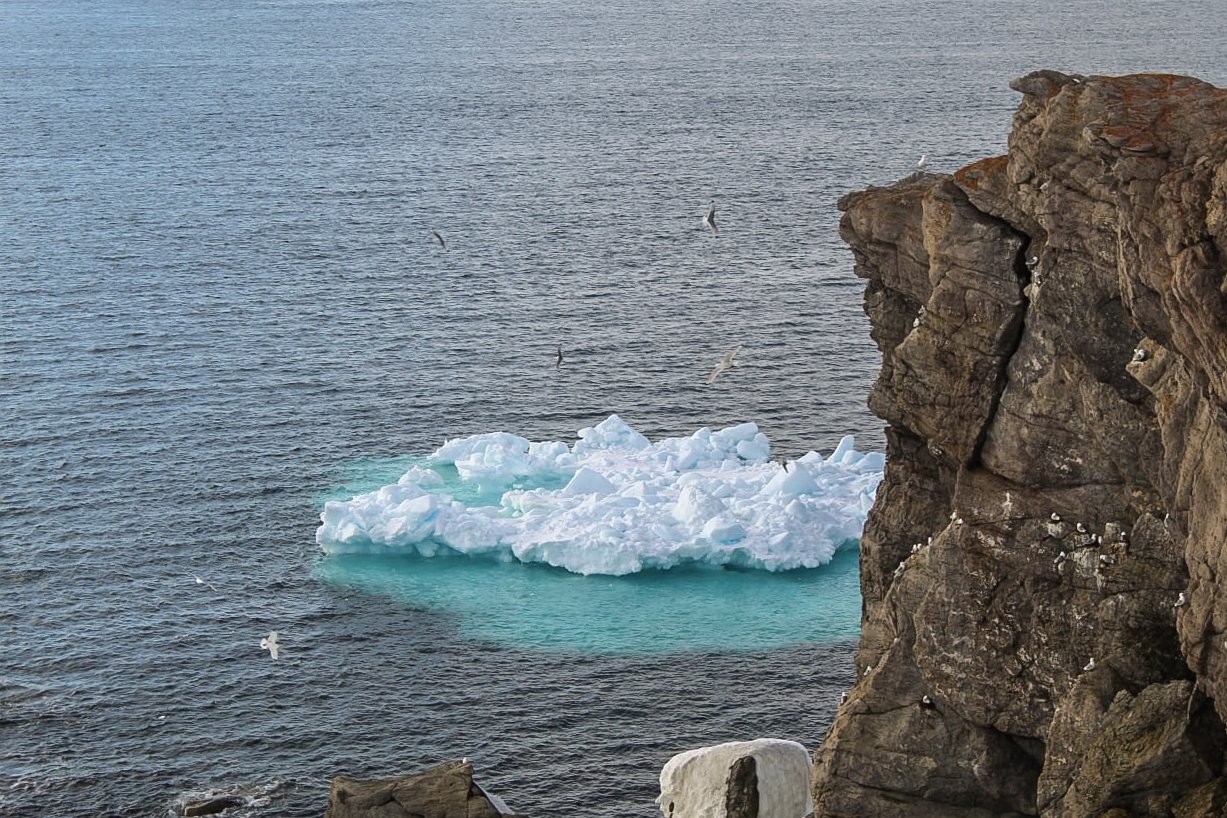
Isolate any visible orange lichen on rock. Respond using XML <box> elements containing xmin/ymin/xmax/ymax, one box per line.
<box><xmin>953</xmin><ymin>155</ymin><xmax>1008</xmax><ymax>192</ymax></box>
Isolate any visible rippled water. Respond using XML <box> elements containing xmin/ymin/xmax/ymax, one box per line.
<box><xmin>5</xmin><ymin>0</ymin><xmax>1227</xmax><ymax>815</ymax></box>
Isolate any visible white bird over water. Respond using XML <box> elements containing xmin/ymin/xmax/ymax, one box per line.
<box><xmin>706</xmin><ymin>343</ymin><xmax>741</xmax><ymax>383</ymax></box>
<box><xmin>189</xmin><ymin>573</ymin><xmax>218</xmax><ymax>592</ymax></box>
<box><xmin>703</xmin><ymin>201</ymin><xmax>718</xmax><ymax>235</ymax></box>
<box><xmin>260</xmin><ymin>631</ymin><xmax>280</xmax><ymax>661</ymax></box>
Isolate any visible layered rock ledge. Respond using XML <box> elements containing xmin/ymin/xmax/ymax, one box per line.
<box><xmin>812</xmin><ymin>71</ymin><xmax>1227</xmax><ymax>818</ymax></box>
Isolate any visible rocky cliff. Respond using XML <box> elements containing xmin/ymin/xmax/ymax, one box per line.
<box><xmin>811</xmin><ymin>71</ymin><xmax>1227</xmax><ymax>818</ymax></box>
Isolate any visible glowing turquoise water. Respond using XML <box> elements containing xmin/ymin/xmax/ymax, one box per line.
<box><xmin>314</xmin><ymin>550</ymin><xmax>860</xmax><ymax>654</ymax></box>
<box><xmin>312</xmin><ymin>457</ymin><xmax>861</xmax><ymax>653</ymax></box>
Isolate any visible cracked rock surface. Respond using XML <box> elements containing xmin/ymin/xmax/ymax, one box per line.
<box><xmin>812</xmin><ymin>71</ymin><xmax>1227</xmax><ymax>818</ymax></box>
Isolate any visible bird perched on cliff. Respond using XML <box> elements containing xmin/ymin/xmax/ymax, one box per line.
<box><xmin>1083</xmin><ymin>657</ymin><xmax>1096</xmax><ymax>672</ymax></box>
<box><xmin>1053</xmin><ymin>551</ymin><xmax>1067</xmax><ymax>569</ymax></box>
<box><xmin>431</xmin><ymin>230</ymin><xmax>446</xmax><ymax>250</ymax></box>
<box><xmin>706</xmin><ymin>344</ymin><xmax>741</xmax><ymax>383</ymax></box>
<box><xmin>916</xmin><ymin>154</ymin><xmax>929</xmax><ymax>171</ymax></box>
<box><xmin>1050</xmin><ymin>512</ymin><xmax>1061</xmax><ymax>522</ymax></box>
<box><xmin>260</xmin><ymin>631</ymin><xmax>280</xmax><ymax>661</ymax></box>
<box><xmin>1175</xmin><ymin>592</ymin><xmax>1188</xmax><ymax>608</ymax></box>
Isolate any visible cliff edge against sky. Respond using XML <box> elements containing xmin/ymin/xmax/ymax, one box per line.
<box><xmin>812</xmin><ymin>71</ymin><xmax>1227</xmax><ymax>818</ymax></box>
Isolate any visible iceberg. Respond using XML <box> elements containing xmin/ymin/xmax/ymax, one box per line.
<box><xmin>315</xmin><ymin>415</ymin><xmax>883</xmax><ymax>576</ymax></box>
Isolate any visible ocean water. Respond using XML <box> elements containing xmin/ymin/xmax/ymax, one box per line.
<box><xmin>4</xmin><ymin>0</ymin><xmax>1227</xmax><ymax>816</ymax></box>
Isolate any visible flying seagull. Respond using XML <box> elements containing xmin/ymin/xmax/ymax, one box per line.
<box><xmin>189</xmin><ymin>573</ymin><xmax>218</xmax><ymax>592</ymax></box>
<box><xmin>431</xmin><ymin>230</ymin><xmax>446</xmax><ymax>250</ymax></box>
<box><xmin>703</xmin><ymin>202</ymin><xmax>718</xmax><ymax>235</ymax></box>
<box><xmin>555</xmin><ymin>343</ymin><xmax>563</xmax><ymax>369</ymax></box>
<box><xmin>706</xmin><ymin>343</ymin><xmax>741</xmax><ymax>383</ymax></box>
<box><xmin>260</xmin><ymin>631</ymin><xmax>280</xmax><ymax>661</ymax></box>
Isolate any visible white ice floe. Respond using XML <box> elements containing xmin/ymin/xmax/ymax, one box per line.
<box><xmin>315</xmin><ymin>415</ymin><xmax>883</xmax><ymax>576</ymax></box>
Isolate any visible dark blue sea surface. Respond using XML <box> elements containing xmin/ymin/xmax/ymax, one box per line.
<box><xmin>4</xmin><ymin>0</ymin><xmax>1227</xmax><ymax>815</ymax></box>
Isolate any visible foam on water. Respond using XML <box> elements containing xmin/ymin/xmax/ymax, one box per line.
<box><xmin>315</xmin><ymin>415</ymin><xmax>883</xmax><ymax>576</ymax></box>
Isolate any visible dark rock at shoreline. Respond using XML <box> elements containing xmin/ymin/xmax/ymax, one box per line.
<box><xmin>324</xmin><ymin>759</ymin><xmax>520</xmax><ymax>818</ymax></box>
<box><xmin>813</xmin><ymin>71</ymin><xmax>1227</xmax><ymax>817</ymax></box>
<box><xmin>182</xmin><ymin>794</ymin><xmax>246</xmax><ymax>816</ymax></box>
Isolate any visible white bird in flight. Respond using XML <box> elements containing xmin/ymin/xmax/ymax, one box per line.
<box><xmin>260</xmin><ymin>631</ymin><xmax>280</xmax><ymax>661</ymax></box>
<box><xmin>189</xmin><ymin>573</ymin><xmax>218</xmax><ymax>592</ymax></box>
<box><xmin>706</xmin><ymin>344</ymin><xmax>741</xmax><ymax>383</ymax></box>
<box><xmin>703</xmin><ymin>202</ymin><xmax>718</xmax><ymax>235</ymax></box>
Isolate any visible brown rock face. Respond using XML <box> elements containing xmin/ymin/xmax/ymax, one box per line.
<box><xmin>725</xmin><ymin>754</ymin><xmax>760</xmax><ymax>818</ymax></box>
<box><xmin>324</xmin><ymin>760</ymin><xmax>517</xmax><ymax>818</ymax></box>
<box><xmin>812</xmin><ymin>72</ymin><xmax>1227</xmax><ymax>818</ymax></box>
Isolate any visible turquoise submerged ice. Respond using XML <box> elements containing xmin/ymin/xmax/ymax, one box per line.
<box><xmin>315</xmin><ymin>415</ymin><xmax>884</xmax><ymax>575</ymax></box>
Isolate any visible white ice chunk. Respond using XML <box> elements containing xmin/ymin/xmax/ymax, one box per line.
<box><xmin>672</xmin><ymin>484</ymin><xmax>727</xmax><ymax>526</ymax></box>
<box><xmin>563</xmin><ymin>467</ymin><xmax>617</xmax><ymax>496</ymax></box>
<box><xmin>573</xmin><ymin>414</ymin><xmax>650</xmax><ymax>454</ymax></box>
<box><xmin>736</xmin><ymin>437</ymin><xmax>771</xmax><ymax>462</ymax></box>
<box><xmin>761</xmin><ymin>464</ymin><xmax>821</xmax><ymax>498</ymax></box>
<box><xmin>858</xmin><ymin>451</ymin><xmax>885</xmax><ymax>471</ymax></box>
<box><xmin>315</xmin><ymin>417</ymin><xmax>884</xmax><ymax>575</ymax></box>
<box><xmin>828</xmin><ymin>434</ymin><xmax>857</xmax><ymax>464</ymax></box>
<box><xmin>701</xmin><ymin>514</ymin><xmax>747</xmax><ymax>543</ymax></box>
<box><xmin>433</xmin><ymin>432</ymin><xmax>531</xmax><ymax>465</ymax></box>
<box><xmin>397</xmin><ymin>466</ymin><xmax>443</xmax><ymax>487</ymax></box>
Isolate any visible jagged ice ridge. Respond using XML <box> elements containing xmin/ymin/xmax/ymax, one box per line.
<box><xmin>316</xmin><ymin>415</ymin><xmax>883</xmax><ymax>575</ymax></box>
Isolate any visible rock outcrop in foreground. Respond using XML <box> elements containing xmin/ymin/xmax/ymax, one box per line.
<box><xmin>812</xmin><ymin>71</ymin><xmax>1227</xmax><ymax>818</ymax></box>
<box><xmin>324</xmin><ymin>760</ymin><xmax>519</xmax><ymax>818</ymax></box>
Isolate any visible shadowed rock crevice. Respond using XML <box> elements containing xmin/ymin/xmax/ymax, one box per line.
<box><xmin>813</xmin><ymin>71</ymin><xmax>1227</xmax><ymax>817</ymax></box>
